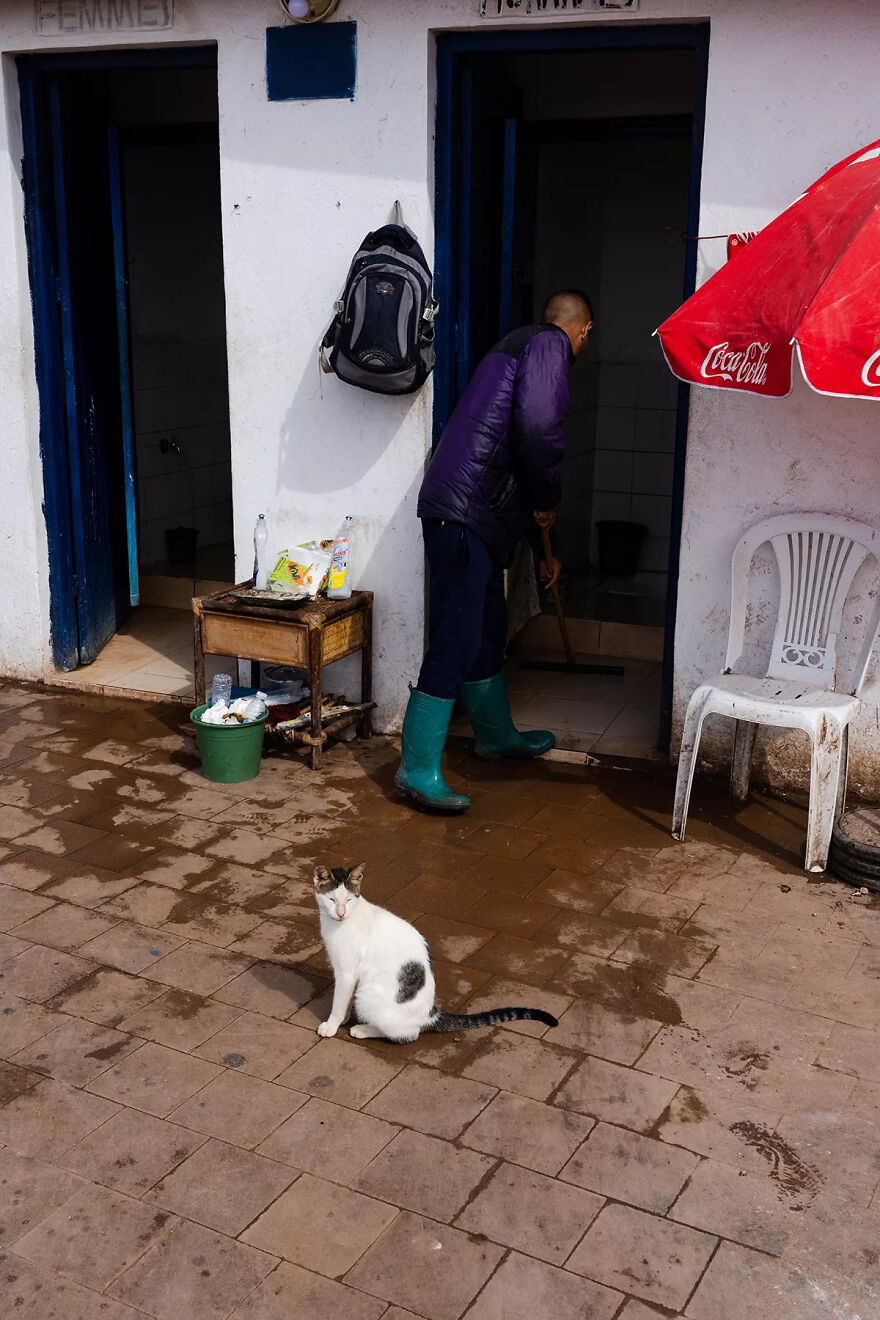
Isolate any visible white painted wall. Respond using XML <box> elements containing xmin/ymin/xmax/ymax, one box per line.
<box><xmin>0</xmin><ymin>45</ymin><xmax>51</xmax><ymax>680</ymax></box>
<box><xmin>671</xmin><ymin>1</ymin><xmax>880</xmax><ymax>795</ymax></box>
<box><xmin>0</xmin><ymin>0</ymin><xmax>879</xmax><ymax>779</ymax></box>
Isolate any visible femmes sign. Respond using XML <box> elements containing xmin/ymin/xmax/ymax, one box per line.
<box><xmin>36</xmin><ymin>0</ymin><xmax>172</xmax><ymax>33</ymax></box>
<box><xmin>480</xmin><ymin>0</ymin><xmax>638</xmax><ymax>15</ymax></box>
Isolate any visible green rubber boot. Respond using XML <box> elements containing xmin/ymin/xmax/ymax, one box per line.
<box><xmin>394</xmin><ymin>689</ymin><xmax>471</xmax><ymax>814</ymax></box>
<box><xmin>461</xmin><ymin>672</ymin><xmax>556</xmax><ymax>760</ymax></box>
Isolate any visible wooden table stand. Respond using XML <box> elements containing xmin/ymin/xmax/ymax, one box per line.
<box><xmin>192</xmin><ymin>587</ymin><xmax>374</xmax><ymax>770</ymax></box>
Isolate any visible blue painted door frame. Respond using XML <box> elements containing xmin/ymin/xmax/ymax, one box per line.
<box><xmin>434</xmin><ymin>24</ymin><xmax>710</xmax><ymax>752</ymax></box>
<box><xmin>18</xmin><ymin>45</ymin><xmax>216</xmax><ymax>670</ymax></box>
<box><xmin>108</xmin><ymin>124</ymin><xmax>139</xmax><ymax>609</ymax></box>
<box><xmin>48</xmin><ymin>75</ymin><xmax>122</xmax><ymax>664</ymax></box>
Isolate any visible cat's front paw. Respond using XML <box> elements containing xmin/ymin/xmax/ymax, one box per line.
<box><xmin>317</xmin><ymin>1021</ymin><xmax>337</xmax><ymax>1038</ymax></box>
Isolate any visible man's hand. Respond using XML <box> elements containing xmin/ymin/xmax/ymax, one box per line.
<box><xmin>539</xmin><ymin>555</ymin><xmax>563</xmax><ymax>591</ymax></box>
<box><xmin>534</xmin><ymin>510</ymin><xmax>556</xmax><ymax>531</ymax></box>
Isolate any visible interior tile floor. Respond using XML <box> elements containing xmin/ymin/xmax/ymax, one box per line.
<box><xmin>0</xmin><ymin>680</ymin><xmax>875</xmax><ymax>1320</ymax></box>
<box><xmin>46</xmin><ymin>606</ymin><xmax>227</xmax><ymax>702</ymax></box>
<box><xmin>452</xmin><ymin>655</ymin><xmax>662</xmax><ymax>762</ymax></box>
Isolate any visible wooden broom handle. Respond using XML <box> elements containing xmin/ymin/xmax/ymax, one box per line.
<box><xmin>540</xmin><ymin>525</ymin><xmax>576</xmax><ymax>667</ymax></box>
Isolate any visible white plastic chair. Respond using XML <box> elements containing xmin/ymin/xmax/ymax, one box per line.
<box><xmin>672</xmin><ymin>514</ymin><xmax>880</xmax><ymax>872</ymax></box>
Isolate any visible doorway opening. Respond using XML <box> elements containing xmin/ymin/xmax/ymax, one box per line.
<box><xmin>436</xmin><ymin>27</ymin><xmax>708</xmax><ymax>760</ymax></box>
<box><xmin>20</xmin><ymin>49</ymin><xmax>233</xmax><ymax>699</ymax></box>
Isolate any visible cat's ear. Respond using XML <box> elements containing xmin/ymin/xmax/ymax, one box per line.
<box><xmin>313</xmin><ymin>866</ymin><xmax>332</xmax><ymax>891</ymax></box>
<box><xmin>347</xmin><ymin>862</ymin><xmax>365</xmax><ymax>895</ymax></box>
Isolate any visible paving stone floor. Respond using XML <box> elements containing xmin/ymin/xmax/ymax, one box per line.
<box><xmin>0</xmin><ymin>681</ymin><xmax>877</xmax><ymax>1319</ymax></box>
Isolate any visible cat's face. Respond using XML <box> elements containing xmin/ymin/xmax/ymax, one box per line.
<box><xmin>313</xmin><ymin>863</ymin><xmax>364</xmax><ymax>922</ymax></box>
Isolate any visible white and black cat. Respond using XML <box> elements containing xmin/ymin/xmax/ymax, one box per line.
<box><xmin>313</xmin><ymin>863</ymin><xmax>558</xmax><ymax>1043</ymax></box>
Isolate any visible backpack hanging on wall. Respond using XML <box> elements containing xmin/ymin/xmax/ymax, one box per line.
<box><xmin>321</xmin><ymin>203</ymin><xmax>438</xmax><ymax>396</ymax></box>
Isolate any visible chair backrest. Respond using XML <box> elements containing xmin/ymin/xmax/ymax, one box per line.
<box><xmin>725</xmin><ymin>513</ymin><xmax>880</xmax><ymax>693</ymax></box>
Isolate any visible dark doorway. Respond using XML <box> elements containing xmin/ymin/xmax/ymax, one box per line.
<box><xmin>435</xmin><ymin>27</ymin><xmax>708</xmax><ymax>759</ymax></box>
<box><xmin>20</xmin><ymin>50</ymin><xmax>233</xmax><ymax>684</ymax></box>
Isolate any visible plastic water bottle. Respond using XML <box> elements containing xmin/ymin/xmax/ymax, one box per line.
<box><xmin>211</xmin><ymin>673</ymin><xmax>233</xmax><ymax>706</ymax></box>
<box><xmin>253</xmin><ymin>514</ymin><xmax>269</xmax><ymax>590</ymax></box>
<box><xmin>241</xmin><ymin>691</ymin><xmax>268</xmax><ymax>723</ymax></box>
<box><xmin>327</xmin><ymin>516</ymin><xmax>354</xmax><ymax>599</ymax></box>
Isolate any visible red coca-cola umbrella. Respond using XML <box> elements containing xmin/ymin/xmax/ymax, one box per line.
<box><xmin>656</xmin><ymin>140</ymin><xmax>880</xmax><ymax>400</ymax></box>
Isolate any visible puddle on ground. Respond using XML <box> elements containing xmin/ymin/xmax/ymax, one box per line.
<box><xmin>567</xmin><ymin>957</ymin><xmax>683</xmax><ymax>1026</ymax></box>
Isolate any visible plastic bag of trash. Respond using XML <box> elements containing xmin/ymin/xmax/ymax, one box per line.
<box><xmin>268</xmin><ymin>547</ymin><xmax>332</xmax><ymax>599</ymax></box>
<box><xmin>263</xmin><ymin>682</ymin><xmax>308</xmax><ymax>706</ymax></box>
<box><xmin>199</xmin><ymin>693</ymin><xmax>268</xmax><ymax>726</ymax></box>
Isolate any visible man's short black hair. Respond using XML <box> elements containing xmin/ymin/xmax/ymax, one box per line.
<box><xmin>542</xmin><ymin>288</ymin><xmax>594</xmax><ymax>325</ymax></box>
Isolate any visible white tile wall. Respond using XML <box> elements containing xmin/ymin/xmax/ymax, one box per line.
<box><xmin>588</xmin><ymin>361</ymin><xmax>678</xmax><ymax>568</ymax></box>
<box><xmin>637</xmin><ymin>362</ymin><xmax>680</xmax><ymax>411</ymax></box>
<box><xmin>124</xmin><ymin>139</ymin><xmax>233</xmax><ymax>573</ymax></box>
<box><xmin>556</xmin><ymin>494</ymin><xmax>594</xmax><ymax>574</ymax></box>
<box><xmin>591</xmin><ymin>491</ymin><xmax>631</xmax><ymax>525</ymax></box>
<box><xmin>567</xmin><ymin>360</ymin><xmax>599</xmax><ymax>416</ymax></box>
<box><xmin>562</xmin><ymin>451</ymin><xmax>596</xmax><ymax>493</ymax></box>
<box><xmin>562</xmin><ymin>411</ymin><xmax>597</xmax><ymax>459</ymax></box>
<box><xmin>595</xmin><ymin>407</ymin><xmax>636</xmax><ymax>451</ymax></box>
<box><xmin>597</xmin><ymin>363</ymin><xmax>638</xmax><ymax>407</ymax></box>
<box><xmin>594</xmin><ymin>448</ymin><xmax>634</xmax><ymax>494</ymax></box>
<box><xmin>132</xmin><ymin>347</ymin><xmax>233</xmax><ymax>567</ymax></box>
<box><xmin>634</xmin><ymin>409</ymin><xmax>677</xmax><ymax>454</ymax></box>
<box><xmin>631</xmin><ymin>491</ymin><xmax>674</xmax><ymax>539</ymax></box>
<box><xmin>641</xmin><ymin>535</ymin><xmax>671</xmax><ymax>574</ymax></box>
<box><xmin>532</xmin><ymin>132</ymin><xmax>688</xmax><ymax>584</ymax></box>
<box><xmin>633</xmin><ymin>451</ymin><xmax>675</xmax><ymax>496</ymax></box>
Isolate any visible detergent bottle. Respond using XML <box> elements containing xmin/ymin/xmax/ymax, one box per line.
<box><xmin>327</xmin><ymin>516</ymin><xmax>354</xmax><ymax>599</ymax></box>
<box><xmin>253</xmin><ymin>514</ymin><xmax>269</xmax><ymax>590</ymax></box>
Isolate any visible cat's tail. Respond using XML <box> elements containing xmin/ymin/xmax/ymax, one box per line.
<box><xmin>426</xmin><ymin>1006</ymin><xmax>558</xmax><ymax>1032</ymax></box>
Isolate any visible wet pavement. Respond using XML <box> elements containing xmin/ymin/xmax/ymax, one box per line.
<box><xmin>0</xmin><ymin>681</ymin><xmax>878</xmax><ymax>1319</ymax></box>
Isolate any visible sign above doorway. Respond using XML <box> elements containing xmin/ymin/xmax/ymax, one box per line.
<box><xmin>480</xmin><ymin>0</ymin><xmax>638</xmax><ymax>16</ymax></box>
<box><xmin>35</xmin><ymin>0</ymin><xmax>173</xmax><ymax>35</ymax></box>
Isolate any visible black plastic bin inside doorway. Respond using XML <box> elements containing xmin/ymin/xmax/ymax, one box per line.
<box><xmin>165</xmin><ymin>526</ymin><xmax>199</xmax><ymax>566</ymax></box>
<box><xmin>596</xmin><ymin>520</ymin><xmax>647</xmax><ymax>577</ymax></box>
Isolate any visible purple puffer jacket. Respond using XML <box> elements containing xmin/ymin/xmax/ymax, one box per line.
<box><xmin>418</xmin><ymin>324</ymin><xmax>572</xmax><ymax>566</ymax></box>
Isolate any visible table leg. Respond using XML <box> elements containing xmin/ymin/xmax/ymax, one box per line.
<box><xmin>309</xmin><ymin>625</ymin><xmax>323</xmax><ymax>771</ymax></box>
<box><xmin>193</xmin><ymin>606</ymin><xmax>206</xmax><ymax>706</ymax></box>
<box><xmin>359</xmin><ymin>599</ymin><xmax>373</xmax><ymax>740</ymax></box>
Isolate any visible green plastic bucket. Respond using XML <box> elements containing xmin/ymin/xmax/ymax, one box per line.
<box><xmin>190</xmin><ymin>704</ymin><xmax>268</xmax><ymax>784</ymax></box>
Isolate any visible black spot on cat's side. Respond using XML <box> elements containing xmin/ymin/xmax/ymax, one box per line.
<box><xmin>396</xmin><ymin>961</ymin><xmax>426</xmax><ymax>1003</ymax></box>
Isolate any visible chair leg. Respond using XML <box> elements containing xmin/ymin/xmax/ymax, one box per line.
<box><xmin>804</xmin><ymin>721</ymin><xmax>846</xmax><ymax>873</ymax></box>
<box><xmin>835</xmin><ymin>724</ymin><xmax>850</xmax><ymax>822</ymax></box>
<box><xmin>730</xmin><ymin>720</ymin><xmax>757</xmax><ymax>804</ymax></box>
<box><xmin>672</xmin><ymin>690</ymin><xmax>710</xmax><ymax>843</ymax></box>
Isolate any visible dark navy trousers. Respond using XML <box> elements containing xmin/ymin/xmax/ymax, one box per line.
<box><xmin>417</xmin><ymin>519</ymin><xmax>507</xmax><ymax>701</ymax></box>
